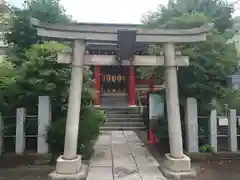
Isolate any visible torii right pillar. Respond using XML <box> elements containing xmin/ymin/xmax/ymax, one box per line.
<box><xmin>161</xmin><ymin>42</ymin><xmax>194</xmax><ymax>178</ymax></box>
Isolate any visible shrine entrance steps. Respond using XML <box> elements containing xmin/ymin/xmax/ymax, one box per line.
<box><xmin>98</xmin><ymin>92</ymin><xmax>146</xmax><ymax>131</ymax></box>
<box><xmin>98</xmin><ymin>106</ymin><xmax>146</xmax><ymax>131</ymax></box>
<box><xmin>100</xmin><ymin>92</ymin><xmax>128</xmax><ymax>106</ymax></box>
<box><xmin>97</xmin><ymin>93</ymin><xmax>145</xmax><ymax>131</ymax></box>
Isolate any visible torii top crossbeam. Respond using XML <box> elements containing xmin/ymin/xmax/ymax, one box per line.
<box><xmin>30</xmin><ymin>18</ymin><xmax>211</xmax><ymax>43</ymax></box>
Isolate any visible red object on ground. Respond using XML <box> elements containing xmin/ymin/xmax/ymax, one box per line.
<box><xmin>148</xmin><ymin>128</ymin><xmax>157</xmax><ymax>144</ymax></box>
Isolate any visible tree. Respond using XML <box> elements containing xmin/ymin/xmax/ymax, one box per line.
<box><xmin>2</xmin><ymin>0</ymin><xmax>106</xmax><ymax>157</ymax></box>
<box><xmin>5</xmin><ymin>0</ymin><xmax>70</xmax><ymax>64</ymax></box>
<box><xmin>25</xmin><ymin>0</ymin><xmax>70</xmax><ymax>23</ymax></box>
<box><xmin>0</xmin><ymin>41</ymin><xmax>105</xmax><ymax>158</ymax></box>
<box><xmin>3</xmin><ymin>0</ymin><xmax>72</xmax><ymax>114</ymax></box>
<box><xmin>142</xmin><ymin>0</ymin><xmax>239</xmax><ymax>114</ymax></box>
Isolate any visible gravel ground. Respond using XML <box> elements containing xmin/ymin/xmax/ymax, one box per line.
<box><xmin>136</xmin><ymin>130</ymin><xmax>240</xmax><ymax>180</ymax></box>
<box><xmin>196</xmin><ymin>160</ymin><xmax>240</xmax><ymax>180</ymax></box>
<box><xmin>0</xmin><ymin>166</ymin><xmax>54</xmax><ymax>180</ymax></box>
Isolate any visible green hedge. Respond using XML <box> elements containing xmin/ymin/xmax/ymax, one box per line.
<box><xmin>46</xmin><ymin>107</ymin><xmax>107</xmax><ymax>161</ymax></box>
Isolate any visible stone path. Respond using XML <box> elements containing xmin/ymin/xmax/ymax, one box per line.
<box><xmin>86</xmin><ymin>130</ymin><xmax>166</xmax><ymax>180</ymax></box>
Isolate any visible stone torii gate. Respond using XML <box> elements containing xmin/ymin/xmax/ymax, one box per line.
<box><xmin>30</xmin><ymin>18</ymin><xmax>211</xmax><ymax>179</ymax></box>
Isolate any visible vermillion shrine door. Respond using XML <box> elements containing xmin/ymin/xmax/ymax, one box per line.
<box><xmin>101</xmin><ymin>66</ymin><xmax>128</xmax><ymax>93</ymax></box>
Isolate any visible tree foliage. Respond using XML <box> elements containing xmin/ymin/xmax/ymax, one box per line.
<box><xmin>1</xmin><ymin>0</ymin><xmax>105</xmax><ymax>156</ymax></box>
<box><xmin>5</xmin><ymin>0</ymin><xmax>70</xmax><ymax>64</ymax></box>
<box><xmin>142</xmin><ymin>0</ymin><xmax>239</xmax><ymax>114</ymax></box>
<box><xmin>2</xmin><ymin>0</ymin><xmax>72</xmax><ymax>115</ymax></box>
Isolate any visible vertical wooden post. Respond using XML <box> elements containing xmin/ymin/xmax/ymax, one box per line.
<box><xmin>38</xmin><ymin>96</ymin><xmax>52</xmax><ymax>154</ymax></box>
<box><xmin>209</xmin><ymin>109</ymin><xmax>217</xmax><ymax>152</ymax></box>
<box><xmin>15</xmin><ymin>108</ymin><xmax>26</xmax><ymax>154</ymax></box>
<box><xmin>128</xmin><ymin>64</ymin><xmax>135</xmax><ymax>106</ymax></box>
<box><xmin>94</xmin><ymin>65</ymin><xmax>101</xmax><ymax>106</ymax></box>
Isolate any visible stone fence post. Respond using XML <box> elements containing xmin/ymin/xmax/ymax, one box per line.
<box><xmin>185</xmin><ymin>97</ymin><xmax>198</xmax><ymax>152</ymax></box>
<box><xmin>37</xmin><ymin>96</ymin><xmax>51</xmax><ymax>154</ymax></box>
<box><xmin>15</xmin><ymin>108</ymin><xmax>26</xmax><ymax>154</ymax></box>
<box><xmin>228</xmin><ymin>109</ymin><xmax>237</xmax><ymax>152</ymax></box>
<box><xmin>0</xmin><ymin>112</ymin><xmax>3</xmax><ymax>154</ymax></box>
<box><xmin>209</xmin><ymin>109</ymin><xmax>217</xmax><ymax>152</ymax></box>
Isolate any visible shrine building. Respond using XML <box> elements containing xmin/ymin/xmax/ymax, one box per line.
<box><xmin>87</xmin><ymin>42</ymin><xmax>163</xmax><ymax>107</ymax></box>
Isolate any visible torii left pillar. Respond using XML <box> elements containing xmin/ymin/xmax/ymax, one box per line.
<box><xmin>49</xmin><ymin>40</ymin><xmax>88</xmax><ymax>179</ymax></box>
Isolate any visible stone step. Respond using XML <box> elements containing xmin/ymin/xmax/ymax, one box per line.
<box><xmin>100</xmin><ymin>126</ymin><xmax>146</xmax><ymax>131</ymax></box>
<box><xmin>101</xmin><ymin>99</ymin><xmax>128</xmax><ymax>103</ymax></box>
<box><xmin>101</xmin><ymin>93</ymin><xmax>128</xmax><ymax>97</ymax></box>
<box><xmin>101</xmin><ymin>102</ymin><xmax>128</xmax><ymax>106</ymax></box>
<box><xmin>101</xmin><ymin>96</ymin><xmax>128</xmax><ymax>99</ymax></box>
<box><xmin>107</xmin><ymin>117</ymin><xmax>143</xmax><ymax>122</ymax></box>
<box><xmin>97</xmin><ymin>106</ymin><xmax>138</xmax><ymax>110</ymax></box>
<box><xmin>101</xmin><ymin>96</ymin><xmax>128</xmax><ymax>103</ymax></box>
<box><xmin>105</xmin><ymin>109</ymin><xmax>140</xmax><ymax>113</ymax></box>
<box><xmin>107</xmin><ymin>113</ymin><xmax>142</xmax><ymax>118</ymax></box>
<box><xmin>107</xmin><ymin>112</ymin><xmax>140</xmax><ymax>116</ymax></box>
<box><xmin>104</xmin><ymin>122</ymin><xmax>144</xmax><ymax>127</ymax></box>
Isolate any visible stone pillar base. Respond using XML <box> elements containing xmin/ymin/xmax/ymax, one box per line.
<box><xmin>49</xmin><ymin>155</ymin><xmax>88</xmax><ymax>180</ymax></box>
<box><xmin>159</xmin><ymin>153</ymin><xmax>197</xmax><ymax>179</ymax></box>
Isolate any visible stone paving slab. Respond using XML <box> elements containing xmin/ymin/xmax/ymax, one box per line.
<box><xmin>87</xmin><ymin>167</ymin><xmax>113</xmax><ymax>180</ymax></box>
<box><xmin>90</xmin><ymin>147</ymin><xmax>112</xmax><ymax>167</ymax></box>
<box><xmin>112</xmin><ymin>144</ymin><xmax>132</xmax><ymax>156</ymax></box>
<box><xmin>138</xmin><ymin>166</ymin><xmax>166</xmax><ymax>180</ymax></box>
<box><xmin>86</xmin><ymin>130</ymin><xmax>166</xmax><ymax>180</ymax></box>
<box><xmin>114</xmin><ymin>155</ymin><xmax>136</xmax><ymax>167</ymax></box>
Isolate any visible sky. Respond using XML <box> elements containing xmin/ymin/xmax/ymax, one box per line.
<box><xmin>60</xmin><ymin>0</ymin><xmax>167</xmax><ymax>24</ymax></box>
<box><xmin>6</xmin><ymin>0</ymin><xmax>240</xmax><ymax>24</ymax></box>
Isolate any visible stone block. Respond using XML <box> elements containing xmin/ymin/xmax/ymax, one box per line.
<box><xmin>159</xmin><ymin>153</ymin><xmax>196</xmax><ymax>179</ymax></box>
<box><xmin>55</xmin><ymin>155</ymin><xmax>82</xmax><ymax>174</ymax></box>
<box><xmin>164</xmin><ymin>153</ymin><xmax>190</xmax><ymax>172</ymax></box>
<box><xmin>50</xmin><ymin>164</ymin><xmax>88</xmax><ymax>180</ymax></box>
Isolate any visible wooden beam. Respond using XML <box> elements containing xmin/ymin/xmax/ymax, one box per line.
<box><xmin>57</xmin><ymin>53</ymin><xmax>189</xmax><ymax>66</ymax></box>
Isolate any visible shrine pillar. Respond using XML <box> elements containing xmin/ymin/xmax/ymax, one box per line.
<box><xmin>162</xmin><ymin>42</ymin><xmax>191</xmax><ymax>174</ymax></box>
<box><xmin>128</xmin><ymin>64</ymin><xmax>136</xmax><ymax>106</ymax></box>
<box><xmin>94</xmin><ymin>65</ymin><xmax>101</xmax><ymax>106</ymax></box>
<box><xmin>50</xmin><ymin>40</ymin><xmax>87</xmax><ymax>179</ymax></box>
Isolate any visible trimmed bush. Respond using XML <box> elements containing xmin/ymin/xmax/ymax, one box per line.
<box><xmin>46</xmin><ymin>107</ymin><xmax>107</xmax><ymax>161</ymax></box>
